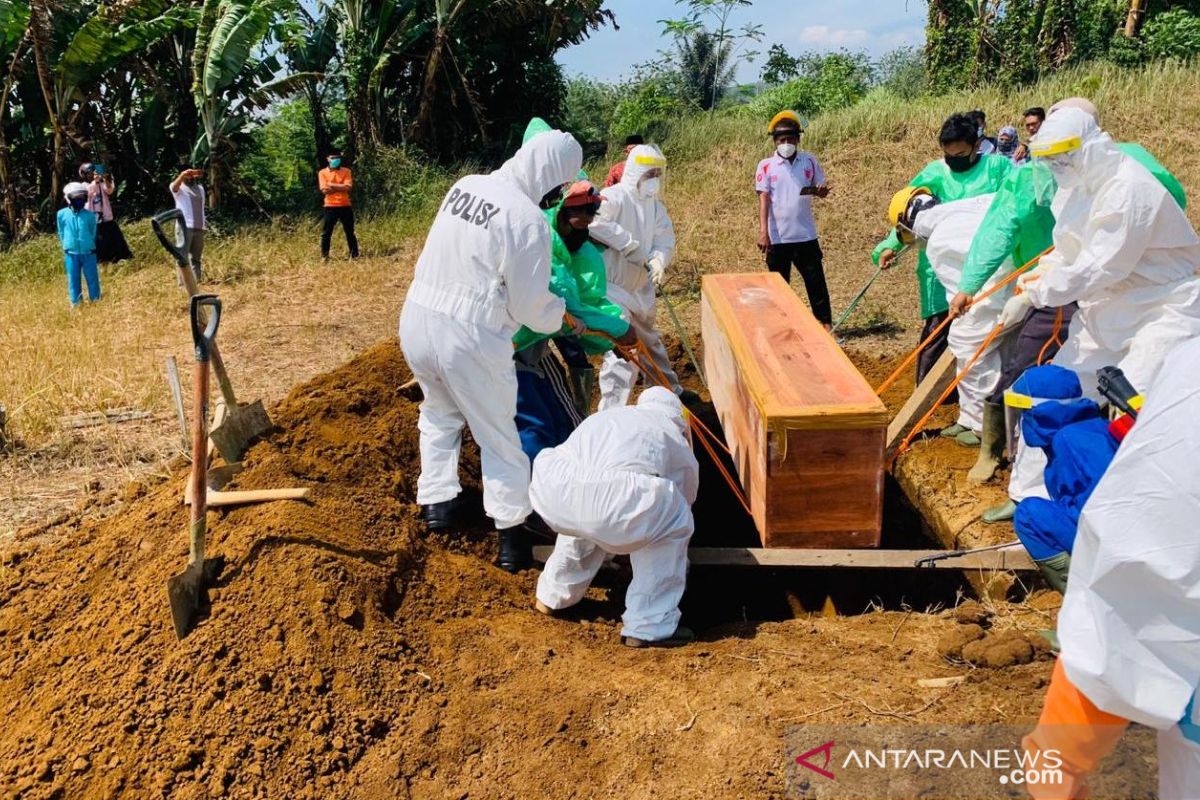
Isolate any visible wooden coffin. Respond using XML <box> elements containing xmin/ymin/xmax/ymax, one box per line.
<box><xmin>700</xmin><ymin>272</ymin><xmax>887</xmax><ymax>548</ymax></box>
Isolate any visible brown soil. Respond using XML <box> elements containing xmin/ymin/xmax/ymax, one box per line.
<box><xmin>0</xmin><ymin>341</ymin><xmax>1056</xmax><ymax>800</ymax></box>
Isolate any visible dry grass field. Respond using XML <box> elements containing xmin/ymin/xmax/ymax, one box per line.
<box><xmin>2</xmin><ymin>60</ymin><xmax>1198</xmax><ymax>537</ymax></box>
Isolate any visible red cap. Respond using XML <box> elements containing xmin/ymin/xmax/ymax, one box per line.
<box><xmin>562</xmin><ymin>181</ymin><xmax>604</xmax><ymax>209</ymax></box>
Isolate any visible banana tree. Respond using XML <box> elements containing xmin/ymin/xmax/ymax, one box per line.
<box><xmin>192</xmin><ymin>0</ymin><xmax>321</xmax><ymax>206</ymax></box>
<box><xmin>0</xmin><ymin>0</ymin><xmax>29</xmax><ymax>237</ymax></box>
<box><xmin>28</xmin><ymin>0</ymin><xmax>188</xmax><ymax>212</ymax></box>
<box><xmin>282</xmin><ymin>4</ymin><xmax>340</xmax><ymax>159</ymax></box>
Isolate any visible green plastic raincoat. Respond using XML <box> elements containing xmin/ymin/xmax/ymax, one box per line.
<box><xmin>872</xmin><ymin>154</ymin><xmax>1014</xmax><ymax>318</ymax></box>
<box><xmin>957</xmin><ymin>143</ymin><xmax>1189</xmax><ymax>297</ymax></box>
<box><xmin>512</xmin><ymin>119</ymin><xmax>629</xmax><ymax>354</ymax></box>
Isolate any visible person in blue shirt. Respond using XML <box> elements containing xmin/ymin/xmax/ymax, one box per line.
<box><xmin>56</xmin><ymin>182</ymin><xmax>101</xmax><ymax>308</ymax></box>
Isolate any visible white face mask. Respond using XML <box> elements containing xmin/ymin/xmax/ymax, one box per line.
<box><xmin>776</xmin><ymin>143</ymin><xmax>797</xmax><ymax>159</ymax></box>
<box><xmin>639</xmin><ymin>177</ymin><xmax>661</xmax><ymax>198</ymax></box>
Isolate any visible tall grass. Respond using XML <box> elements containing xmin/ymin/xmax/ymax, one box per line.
<box><xmin>2</xmin><ymin>60</ymin><xmax>1198</xmax><ymax>451</ymax></box>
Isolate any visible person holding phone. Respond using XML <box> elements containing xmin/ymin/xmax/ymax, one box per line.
<box><xmin>170</xmin><ymin>164</ymin><xmax>208</xmax><ymax>283</ymax></box>
<box><xmin>80</xmin><ymin>161</ymin><xmax>133</xmax><ymax>263</ymax></box>
<box><xmin>755</xmin><ymin>110</ymin><xmax>833</xmax><ymax>330</ymax></box>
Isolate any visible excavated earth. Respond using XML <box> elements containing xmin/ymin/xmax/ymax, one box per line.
<box><xmin>0</xmin><ymin>341</ymin><xmax>1064</xmax><ymax>800</ymax></box>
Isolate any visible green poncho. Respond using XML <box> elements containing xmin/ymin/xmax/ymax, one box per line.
<box><xmin>512</xmin><ymin>118</ymin><xmax>629</xmax><ymax>354</ymax></box>
<box><xmin>872</xmin><ymin>154</ymin><xmax>1014</xmax><ymax>318</ymax></box>
<box><xmin>957</xmin><ymin>142</ymin><xmax>1189</xmax><ymax>297</ymax></box>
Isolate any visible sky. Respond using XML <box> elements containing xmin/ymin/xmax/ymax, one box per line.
<box><xmin>558</xmin><ymin>0</ymin><xmax>928</xmax><ymax>83</ymax></box>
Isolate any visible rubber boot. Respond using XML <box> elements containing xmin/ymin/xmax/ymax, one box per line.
<box><xmin>968</xmin><ymin>401</ymin><xmax>1006</xmax><ymax>484</ymax></box>
<box><xmin>497</xmin><ymin>528</ymin><xmax>533</xmax><ymax>573</ymax></box>
<box><xmin>981</xmin><ymin>499</ymin><xmax>1016</xmax><ymax>524</ymax></box>
<box><xmin>1035</xmin><ymin>552</ymin><xmax>1071</xmax><ymax>594</ymax></box>
<box><xmin>421</xmin><ymin>498</ymin><xmax>461</xmax><ymax>531</ymax></box>
<box><xmin>567</xmin><ymin>366</ymin><xmax>595</xmax><ymax>418</ymax></box>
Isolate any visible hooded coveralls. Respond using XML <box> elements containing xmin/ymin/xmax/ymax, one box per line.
<box><xmin>873</xmin><ymin>153</ymin><xmax>1013</xmax><ymax>378</ymax></box>
<box><xmin>589</xmin><ymin>145</ymin><xmax>680</xmax><ymax>408</ymax></box>
<box><xmin>1008</xmin><ymin>108</ymin><xmax>1200</xmax><ymax>504</ymax></box>
<box><xmin>913</xmin><ymin>194</ymin><xmax>1013</xmax><ymax>432</ymax></box>
<box><xmin>1024</xmin><ymin>336</ymin><xmax>1200</xmax><ymax>800</ymax></box>
<box><xmin>533</xmin><ymin>387</ymin><xmax>699</xmax><ymax>642</ymax></box>
<box><xmin>398</xmin><ymin>131</ymin><xmax>582</xmax><ymax>530</ymax></box>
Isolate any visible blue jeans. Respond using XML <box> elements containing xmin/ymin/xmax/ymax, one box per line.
<box><xmin>65</xmin><ymin>252</ymin><xmax>101</xmax><ymax>306</ymax></box>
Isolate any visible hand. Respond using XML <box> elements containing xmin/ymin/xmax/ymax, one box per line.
<box><xmin>949</xmin><ymin>292</ymin><xmax>972</xmax><ymax>318</ymax></box>
<box><xmin>647</xmin><ymin>257</ymin><xmax>666</xmax><ymax>286</ymax></box>
<box><xmin>1015</xmin><ymin>144</ymin><xmax>1029</xmax><ymax>162</ymax></box>
<box><xmin>815</xmin><ymin>184</ymin><xmax>830</xmax><ymax>198</ymax></box>
<box><xmin>566</xmin><ymin>315</ymin><xmax>587</xmax><ymax>336</ymax></box>
<box><xmin>616</xmin><ymin>327</ymin><xmax>638</xmax><ymax>347</ymax></box>
<box><xmin>756</xmin><ymin>230</ymin><xmax>770</xmax><ymax>254</ymax></box>
<box><xmin>998</xmin><ymin>292</ymin><xmax>1032</xmax><ymax>328</ymax></box>
<box><xmin>879</xmin><ymin>249</ymin><xmax>897</xmax><ymax>270</ymax></box>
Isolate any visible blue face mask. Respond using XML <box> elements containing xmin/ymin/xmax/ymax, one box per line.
<box><xmin>70</xmin><ymin>197</ymin><xmax>87</xmax><ymax>210</ymax></box>
<box><xmin>329</xmin><ymin>158</ymin><xmax>342</xmax><ymax>169</ymax></box>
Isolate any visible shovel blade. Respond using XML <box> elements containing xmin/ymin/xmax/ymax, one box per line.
<box><xmin>209</xmin><ymin>401</ymin><xmax>271</xmax><ymax>462</ymax></box>
<box><xmin>166</xmin><ymin>557</ymin><xmax>224</xmax><ymax>639</ymax></box>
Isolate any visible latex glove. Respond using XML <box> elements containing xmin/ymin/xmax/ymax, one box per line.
<box><xmin>998</xmin><ymin>292</ymin><xmax>1032</xmax><ymax>328</ymax></box>
<box><xmin>621</xmin><ymin>240</ymin><xmax>648</xmax><ymax>265</ymax></box>
<box><xmin>647</xmin><ymin>256</ymin><xmax>666</xmax><ymax>286</ymax></box>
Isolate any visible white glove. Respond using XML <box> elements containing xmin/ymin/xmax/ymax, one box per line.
<box><xmin>998</xmin><ymin>292</ymin><xmax>1032</xmax><ymax>328</ymax></box>
<box><xmin>647</xmin><ymin>256</ymin><xmax>666</xmax><ymax>286</ymax></box>
<box><xmin>621</xmin><ymin>240</ymin><xmax>648</xmax><ymax>265</ymax></box>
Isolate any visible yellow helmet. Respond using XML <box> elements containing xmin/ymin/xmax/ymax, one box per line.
<box><xmin>887</xmin><ymin>186</ymin><xmax>930</xmax><ymax>227</ymax></box>
<box><xmin>768</xmin><ymin>110</ymin><xmax>805</xmax><ymax>137</ymax></box>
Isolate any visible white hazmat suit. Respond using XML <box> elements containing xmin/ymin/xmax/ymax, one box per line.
<box><xmin>533</xmin><ymin>387</ymin><xmax>700</xmax><ymax>642</ymax></box>
<box><xmin>914</xmin><ymin>194</ymin><xmax>1014</xmax><ymax>432</ymax></box>
<box><xmin>589</xmin><ymin>145</ymin><xmax>681</xmax><ymax>408</ymax></box>
<box><xmin>1057</xmin><ymin>335</ymin><xmax>1200</xmax><ymax>798</ymax></box>
<box><xmin>1008</xmin><ymin>107</ymin><xmax>1200</xmax><ymax>503</ymax></box>
<box><xmin>399</xmin><ymin>131</ymin><xmax>582</xmax><ymax>529</ymax></box>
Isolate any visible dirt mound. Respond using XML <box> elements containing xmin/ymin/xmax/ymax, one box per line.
<box><xmin>0</xmin><ymin>341</ymin><xmax>1055</xmax><ymax>800</ymax></box>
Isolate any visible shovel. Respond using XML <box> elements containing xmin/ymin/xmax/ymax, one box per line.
<box><xmin>168</xmin><ymin>294</ymin><xmax>226</xmax><ymax>639</ymax></box>
<box><xmin>151</xmin><ymin>209</ymin><xmax>271</xmax><ymax>462</ymax></box>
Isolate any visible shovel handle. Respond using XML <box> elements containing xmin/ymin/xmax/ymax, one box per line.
<box><xmin>191</xmin><ymin>295</ymin><xmax>221</xmax><ymax>364</ymax></box>
<box><xmin>151</xmin><ymin>209</ymin><xmax>191</xmax><ymax>268</ymax></box>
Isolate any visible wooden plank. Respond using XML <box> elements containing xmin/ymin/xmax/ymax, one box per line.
<box><xmin>60</xmin><ymin>408</ymin><xmax>153</xmax><ymax>429</ymax></box>
<box><xmin>530</xmin><ymin>546</ymin><xmax>1037</xmax><ymax>571</ymax></box>
<box><xmin>884</xmin><ymin>348</ymin><xmax>957</xmax><ymax>457</ymax></box>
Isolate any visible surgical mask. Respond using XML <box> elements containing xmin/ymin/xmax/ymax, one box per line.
<box><xmin>776</xmin><ymin>142</ymin><xmax>797</xmax><ymax>159</ymax></box>
<box><xmin>69</xmin><ymin>197</ymin><xmax>87</xmax><ymax>210</ymax></box>
<box><xmin>329</xmin><ymin>158</ymin><xmax>342</xmax><ymax>169</ymax></box>
<box><xmin>639</xmin><ymin>177</ymin><xmax>661</xmax><ymax>198</ymax></box>
<box><xmin>944</xmin><ymin>152</ymin><xmax>978</xmax><ymax>173</ymax></box>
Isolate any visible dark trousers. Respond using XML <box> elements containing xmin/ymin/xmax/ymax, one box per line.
<box><xmin>766</xmin><ymin>239</ymin><xmax>831</xmax><ymax>325</ymax></box>
<box><xmin>987</xmin><ymin>303</ymin><xmax>1078</xmax><ymax>403</ymax></box>
<box><xmin>916</xmin><ymin>311</ymin><xmax>951</xmax><ymax>383</ymax></box>
<box><xmin>321</xmin><ymin>206</ymin><xmax>359</xmax><ymax>257</ymax></box>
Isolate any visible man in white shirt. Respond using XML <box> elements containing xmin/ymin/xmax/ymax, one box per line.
<box><xmin>755</xmin><ymin>110</ymin><xmax>832</xmax><ymax>328</ymax></box>
<box><xmin>170</xmin><ymin>165</ymin><xmax>207</xmax><ymax>283</ymax></box>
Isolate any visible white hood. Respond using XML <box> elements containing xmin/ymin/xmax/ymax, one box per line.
<box><xmin>619</xmin><ymin>144</ymin><xmax>666</xmax><ymax>192</ymax></box>
<box><xmin>496</xmin><ymin>130</ymin><xmax>583</xmax><ymax>205</ymax></box>
<box><xmin>637</xmin><ymin>386</ymin><xmax>687</xmax><ymax>437</ymax></box>
<box><xmin>1030</xmin><ymin>107</ymin><xmax>1120</xmax><ymax>193</ymax></box>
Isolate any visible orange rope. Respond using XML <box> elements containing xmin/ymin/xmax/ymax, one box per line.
<box><xmin>892</xmin><ymin>323</ymin><xmax>1007</xmax><ymax>462</ymax></box>
<box><xmin>1036</xmin><ymin>306</ymin><xmax>1066</xmax><ymax>366</ymax></box>
<box><xmin>874</xmin><ymin>245</ymin><xmax>1055</xmax><ymax>397</ymax></box>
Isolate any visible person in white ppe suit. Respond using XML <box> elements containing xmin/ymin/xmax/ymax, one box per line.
<box><xmin>532</xmin><ymin>387</ymin><xmax>700</xmax><ymax>648</ymax></box>
<box><xmin>1022</xmin><ymin>336</ymin><xmax>1200</xmax><ymax>800</ymax></box>
<box><xmin>1002</xmin><ymin>106</ymin><xmax>1200</xmax><ymax>505</ymax></box>
<box><xmin>399</xmin><ymin>130</ymin><xmax>583</xmax><ymax>570</ymax></box>
<box><xmin>897</xmin><ymin>190</ymin><xmax>1016</xmax><ymax>441</ymax></box>
<box><xmin>589</xmin><ymin>145</ymin><xmax>693</xmax><ymax>409</ymax></box>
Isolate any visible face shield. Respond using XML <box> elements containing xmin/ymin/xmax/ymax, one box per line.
<box><xmin>1029</xmin><ymin>160</ymin><xmax>1058</xmax><ymax>207</ymax></box>
<box><xmin>634</xmin><ymin>153</ymin><xmax>667</xmax><ymax>199</ymax></box>
<box><xmin>1030</xmin><ymin>134</ymin><xmax>1082</xmax><ymax>191</ymax></box>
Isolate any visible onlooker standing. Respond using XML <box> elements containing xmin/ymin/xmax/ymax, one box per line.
<box><xmin>57</xmin><ymin>183</ymin><xmax>101</xmax><ymax>308</ymax></box>
<box><xmin>996</xmin><ymin>125</ymin><xmax>1026</xmax><ymax>163</ymax></box>
<box><xmin>755</xmin><ymin>110</ymin><xmax>833</xmax><ymax>329</ymax></box>
<box><xmin>968</xmin><ymin>110</ymin><xmax>997</xmax><ymax>155</ymax></box>
<box><xmin>170</xmin><ymin>164</ymin><xmax>207</xmax><ymax>282</ymax></box>
<box><xmin>81</xmin><ymin>162</ymin><xmax>133</xmax><ymax>263</ymax></box>
<box><xmin>318</xmin><ymin>150</ymin><xmax>359</xmax><ymax>260</ymax></box>
<box><xmin>1014</xmin><ymin>106</ymin><xmax>1046</xmax><ymax>162</ymax></box>
<box><xmin>603</xmin><ymin>134</ymin><xmax>643</xmax><ymax>188</ymax></box>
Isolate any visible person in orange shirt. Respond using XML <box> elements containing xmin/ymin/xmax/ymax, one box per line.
<box><xmin>318</xmin><ymin>150</ymin><xmax>359</xmax><ymax>260</ymax></box>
